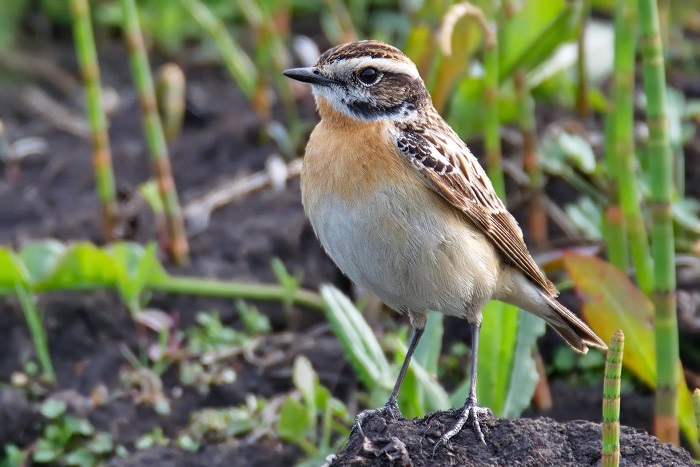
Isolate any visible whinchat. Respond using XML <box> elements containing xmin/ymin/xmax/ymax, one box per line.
<box><xmin>284</xmin><ymin>40</ymin><xmax>606</xmax><ymax>448</ymax></box>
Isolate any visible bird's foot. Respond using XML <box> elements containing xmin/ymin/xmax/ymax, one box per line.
<box><xmin>352</xmin><ymin>398</ymin><xmax>401</xmax><ymax>437</ymax></box>
<box><xmin>434</xmin><ymin>399</ymin><xmax>491</xmax><ymax>453</ymax></box>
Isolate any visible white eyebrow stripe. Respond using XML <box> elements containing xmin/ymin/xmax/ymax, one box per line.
<box><xmin>333</xmin><ymin>57</ymin><xmax>419</xmax><ymax>78</ymax></box>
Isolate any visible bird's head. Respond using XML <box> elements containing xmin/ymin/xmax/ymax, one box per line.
<box><xmin>283</xmin><ymin>40</ymin><xmax>431</xmax><ymax>122</ymax></box>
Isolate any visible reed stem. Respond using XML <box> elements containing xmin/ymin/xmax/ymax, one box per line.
<box><xmin>121</xmin><ymin>0</ymin><xmax>190</xmax><ymax>265</ymax></box>
<box><xmin>637</xmin><ymin>0</ymin><xmax>679</xmax><ymax>446</ymax></box>
<box><xmin>70</xmin><ymin>0</ymin><xmax>118</xmax><ymax>241</ymax></box>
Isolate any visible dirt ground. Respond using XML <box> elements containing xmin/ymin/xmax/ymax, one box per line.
<box><xmin>0</xmin><ymin>28</ymin><xmax>698</xmax><ymax>466</ymax></box>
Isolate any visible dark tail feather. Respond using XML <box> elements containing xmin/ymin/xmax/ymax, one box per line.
<box><xmin>540</xmin><ymin>293</ymin><xmax>608</xmax><ymax>354</ymax></box>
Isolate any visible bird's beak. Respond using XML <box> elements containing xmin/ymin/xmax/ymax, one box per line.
<box><xmin>283</xmin><ymin>67</ymin><xmax>336</xmax><ymax>87</ymax></box>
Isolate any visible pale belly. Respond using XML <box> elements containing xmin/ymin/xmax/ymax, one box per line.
<box><xmin>303</xmin><ymin>180</ymin><xmax>500</xmax><ymax>322</ymax></box>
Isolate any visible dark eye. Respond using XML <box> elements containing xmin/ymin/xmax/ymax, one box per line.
<box><xmin>359</xmin><ymin>67</ymin><xmax>380</xmax><ymax>84</ymax></box>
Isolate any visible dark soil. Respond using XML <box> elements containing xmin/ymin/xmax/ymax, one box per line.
<box><xmin>0</xmin><ymin>24</ymin><xmax>698</xmax><ymax>467</ymax></box>
<box><xmin>329</xmin><ymin>411</ymin><xmax>695</xmax><ymax>467</ymax></box>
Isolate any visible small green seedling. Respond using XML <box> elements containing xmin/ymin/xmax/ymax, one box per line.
<box><xmin>278</xmin><ymin>356</ymin><xmax>352</xmax><ymax>467</ymax></box>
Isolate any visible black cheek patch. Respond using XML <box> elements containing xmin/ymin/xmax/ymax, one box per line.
<box><xmin>346</xmin><ymin>100</ymin><xmax>405</xmax><ymax>120</ymax></box>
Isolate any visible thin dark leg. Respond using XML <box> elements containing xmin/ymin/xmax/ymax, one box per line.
<box><xmin>354</xmin><ymin>327</ymin><xmax>425</xmax><ymax>436</ymax></box>
<box><xmin>434</xmin><ymin>323</ymin><xmax>490</xmax><ymax>452</ymax></box>
<box><xmin>466</xmin><ymin>322</ymin><xmax>480</xmax><ymax>404</ymax></box>
<box><xmin>388</xmin><ymin>327</ymin><xmax>425</xmax><ymax>405</ymax></box>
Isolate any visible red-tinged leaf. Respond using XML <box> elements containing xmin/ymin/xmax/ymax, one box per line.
<box><xmin>563</xmin><ymin>252</ymin><xmax>655</xmax><ymax>387</ymax></box>
<box><xmin>564</xmin><ymin>252</ymin><xmax>700</xmax><ymax>452</ymax></box>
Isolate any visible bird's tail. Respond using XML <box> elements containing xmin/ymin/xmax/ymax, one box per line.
<box><xmin>539</xmin><ymin>293</ymin><xmax>607</xmax><ymax>354</ymax></box>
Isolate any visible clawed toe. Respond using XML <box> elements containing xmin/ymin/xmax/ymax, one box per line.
<box><xmin>433</xmin><ymin>404</ymin><xmax>491</xmax><ymax>454</ymax></box>
<box><xmin>352</xmin><ymin>400</ymin><xmax>402</xmax><ymax>437</ymax></box>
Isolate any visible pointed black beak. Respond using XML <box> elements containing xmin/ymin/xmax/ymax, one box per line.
<box><xmin>283</xmin><ymin>67</ymin><xmax>336</xmax><ymax>87</ymax></box>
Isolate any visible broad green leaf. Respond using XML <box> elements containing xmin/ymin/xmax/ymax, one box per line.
<box><xmin>320</xmin><ymin>285</ymin><xmax>392</xmax><ymax>390</ymax></box>
<box><xmin>448</xmin><ymin>77</ymin><xmax>519</xmax><ymax>137</ymax></box>
<box><xmin>0</xmin><ymin>248</ymin><xmax>27</xmax><ymax>292</ymax></box>
<box><xmin>499</xmin><ymin>0</ymin><xmax>581</xmax><ymax>81</ymax></box>
<box><xmin>415</xmin><ymin>312</ymin><xmax>443</xmax><ymax>376</ymax></box>
<box><xmin>108</xmin><ymin>242</ymin><xmax>165</xmax><ymax>309</ymax></box>
<box><xmin>278</xmin><ymin>397</ymin><xmax>309</xmax><ymax>441</ymax></box>
<box><xmin>673</xmin><ymin>198</ymin><xmax>700</xmax><ymax>234</ymax></box>
<box><xmin>40</xmin><ymin>398</ymin><xmax>67</xmax><ymax>419</ymax></box>
<box><xmin>471</xmin><ymin>301</ymin><xmax>518</xmax><ymax>415</ymax></box>
<box><xmin>502</xmin><ymin>310</ymin><xmax>546</xmax><ymax>418</ymax></box>
<box><xmin>564</xmin><ymin>253</ymin><xmax>700</xmax><ymax>450</ymax></box>
<box><xmin>64</xmin><ymin>448</ymin><xmax>96</xmax><ymax>466</ymax></box>
<box><xmin>396</xmin><ymin>334</ymin><xmax>450</xmax><ymax>418</ymax></box>
<box><xmin>292</xmin><ymin>355</ymin><xmax>317</xmax><ymax>435</ymax></box>
<box><xmin>556</xmin><ymin>132</ymin><xmax>596</xmax><ymax>174</ymax></box>
<box><xmin>18</xmin><ymin>240</ymin><xmax>65</xmax><ymax>284</ymax></box>
<box><xmin>33</xmin><ymin>242</ymin><xmax>119</xmax><ymax>291</ymax></box>
<box><xmin>565</xmin><ymin>196</ymin><xmax>603</xmax><ymax>239</ymax></box>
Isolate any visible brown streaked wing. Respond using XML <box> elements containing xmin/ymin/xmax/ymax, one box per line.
<box><xmin>392</xmin><ymin>119</ymin><xmax>558</xmax><ymax>296</ymax></box>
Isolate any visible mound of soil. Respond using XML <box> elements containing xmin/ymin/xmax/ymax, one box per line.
<box><xmin>330</xmin><ymin>411</ymin><xmax>695</xmax><ymax>466</ymax></box>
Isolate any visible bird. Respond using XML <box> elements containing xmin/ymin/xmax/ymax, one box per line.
<box><xmin>283</xmin><ymin>40</ymin><xmax>607</xmax><ymax>448</ymax></box>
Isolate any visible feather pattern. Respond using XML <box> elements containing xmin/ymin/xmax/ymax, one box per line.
<box><xmin>391</xmin><ymin>115</ymin><xmax>559</xmax><ymax>297</ymax></box>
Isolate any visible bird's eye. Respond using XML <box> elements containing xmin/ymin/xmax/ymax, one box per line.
<box><xmin>358</xmin><ymin>67</ymin><xmax>380</xmax><ymax>85</ymax></box>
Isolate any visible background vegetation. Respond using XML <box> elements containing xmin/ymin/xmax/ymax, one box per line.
<box><xmin>0</xmin><ymin>0</ymin><xmax>699</xmax><ymax>465</ymax></box>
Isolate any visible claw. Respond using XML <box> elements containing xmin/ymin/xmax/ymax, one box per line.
<box><xmin>433</xmin><ymin>403</ymin><xmax>491</xmax><ymax>455</ymax></box>
<box><xmin>353</xmin><ymin>399</ymin><xmax>401</xmax><ymax>437</ymax></box>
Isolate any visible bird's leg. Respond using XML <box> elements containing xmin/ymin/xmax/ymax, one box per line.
<box><xmin>353</xmin><ymin>327</ymin><xmax>425</xmax><ymax>436</ymax></box>
<box><xmin>435</xmin><ymin>323</ymin><xmax>491</xmax><ymax>451</ymax></box>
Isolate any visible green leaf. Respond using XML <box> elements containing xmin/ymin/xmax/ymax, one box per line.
<box><xmin>320</xmin><ymin>285</ymin><xmax>392</xmax><ymax>390</ymax></box>
<box><xmin>0</xmin><ymin>248</ymin><xmax>28</xmax><ymax>292</ymax></box>
<box><xmin>447</xmin><ymin>77</ymin><xmax>519</xmax><ymax>137</ymax></box>
<box><xmin>565</xmin><ymin>196</ymin><xmax>603</xmax><ymax>239</ymax></box>
<box><xmin>396</xmin><ymin>334</ymin><xmax>450</xmax><ymax>418</ymax></box>
<box><xmin>414</xmin><ymin>312</ymin><xmax>443</xmax><ymax>376</ymax></box>
<box><xmin>40</xmin><ymin>398</ymin><xmax>67</xmax><ymax>419</ymax></box>
<box><xmin>563</xmin><ymin>253</ymin><xmax>700</xmax><ymax>448</ymax></box>
<box><xmin>471</xmin><ymin>301</ymin><xmax>519</xmax><ymax>415</ymax></box>
<box><xmin>87</xmin><ymin>432</ymin><xmax>114</xmax><ymax>454</ymax></box>
<box><xmin>502</xmin><ymin>310</ymin><xmax>546</xmax><ymax>418</ymax></box>
<box><xmin>499</xmin><ymin>0</ymin><xmax>581</xmax><ymax>81</ymax></box>
<box><xmin>63</xmin><ymin>416</ymin><xmax>95</xmax><ymax>437</ymax></box>
<box><xmin>18</xmin><ymin>240</ymin><xmax>65</xmax><ymax>284</ymax></box>
<box><xmin>556</xmin><ymin>131</ymin><xmax>596</xmax><ymax>174</ymax></box>
<box><xmin>33</xmin><ymin>243</ymin><xmax>119</xmax><ymax>291</ymax></box>
<box><xmin>292</xmin><ymin>356</ymin><xmax>317</xmax><ymax>429</ymax></box>
<box><xmin>33</xmin><ymin>438</ymin><xmax>61</xmax><ymax>463</ymax></box>
<box><xmin>108</xmin><ymin>242</ymin><xmax>166</xmax><ymax>310</ymax></box>
<box><xmin>278</xmin><ymin>397</ymin><xmax>309</xmax><ymax>440</ymax></box>
<box><xmin>64</xmin><ymin>448</ymin><xmax>95</xmax><ymax>466</ymax></box>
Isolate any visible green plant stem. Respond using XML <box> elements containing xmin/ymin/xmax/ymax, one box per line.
<box><xmin>575</xmin><ymin>0</ymin><xmax>591</xmax><ymax>116</ymax></box>
<box><xmin>237</xmin><ymin>0</ymin><xmax>298</xmax><ymax>128</ymax></box>
<box><xmin>70</xmin><ymin>0</ymin><xmax>118</xmax><ymax>241</ymax></box>
<box><xmin>516</xmin><ymin>71</ymin><xmax>547</xmax><ymax>247</ymax></box>
<box><xmin>602</xmin><ymin>330</ymin><xmax>624</xmax><ymax>467</ymax></box>
<box><xmin>637</xmin><ymin>0</ymin><xmax>679</xmax><ymax>446</ymax></box>
<box><xmin>694</xmin><ymin>389</ymin><xmax>700</xmax><ymax>436</ymax></box>
<box><xmin>121</xmin><ymin>0</ymin><xmax>189</xmax><ymax>265</ymax></box>
<box><xmin>483</xmin><ymin>22</ymin><xmax>505</xmax><ymax>201</ymax></box>
<box><xmin>502</xmin><ymin>0</ymin><xmax>546</xmax><ymax>246</ymax></box>
<box><xmin>147</xmin><ymin>275</ymin><xmax>325</xmax><ymax>311</ymax></box>
<box><xmin>179</xmin><ymin>0</ymin><xmax>261</xmax><ymax>114</ymax></box>
<box><xmin>603</xmin><ymin>112</ymin><xmax>629</xmax><ymax>272</ymax></box>
<box><xmin>612</xmin><ymin>0</ymin><xmax>654</xmax><ymax>294</ymax></box>
<box><xmin>15</xmin><ymin>283</ymin><xmax>55</xmax><ymax>383</ymax></box>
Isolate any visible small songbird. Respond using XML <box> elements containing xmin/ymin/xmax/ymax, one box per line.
<box><xmin>284</xmin><ymin>40</ymin><xmax>607</xmax><ymax>448</ymax></box>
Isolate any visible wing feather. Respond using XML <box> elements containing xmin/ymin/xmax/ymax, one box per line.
<box><xmin>391</xmin><ymin>119</ymin><xmax>558</xmax><ymax>296</ymax></box>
